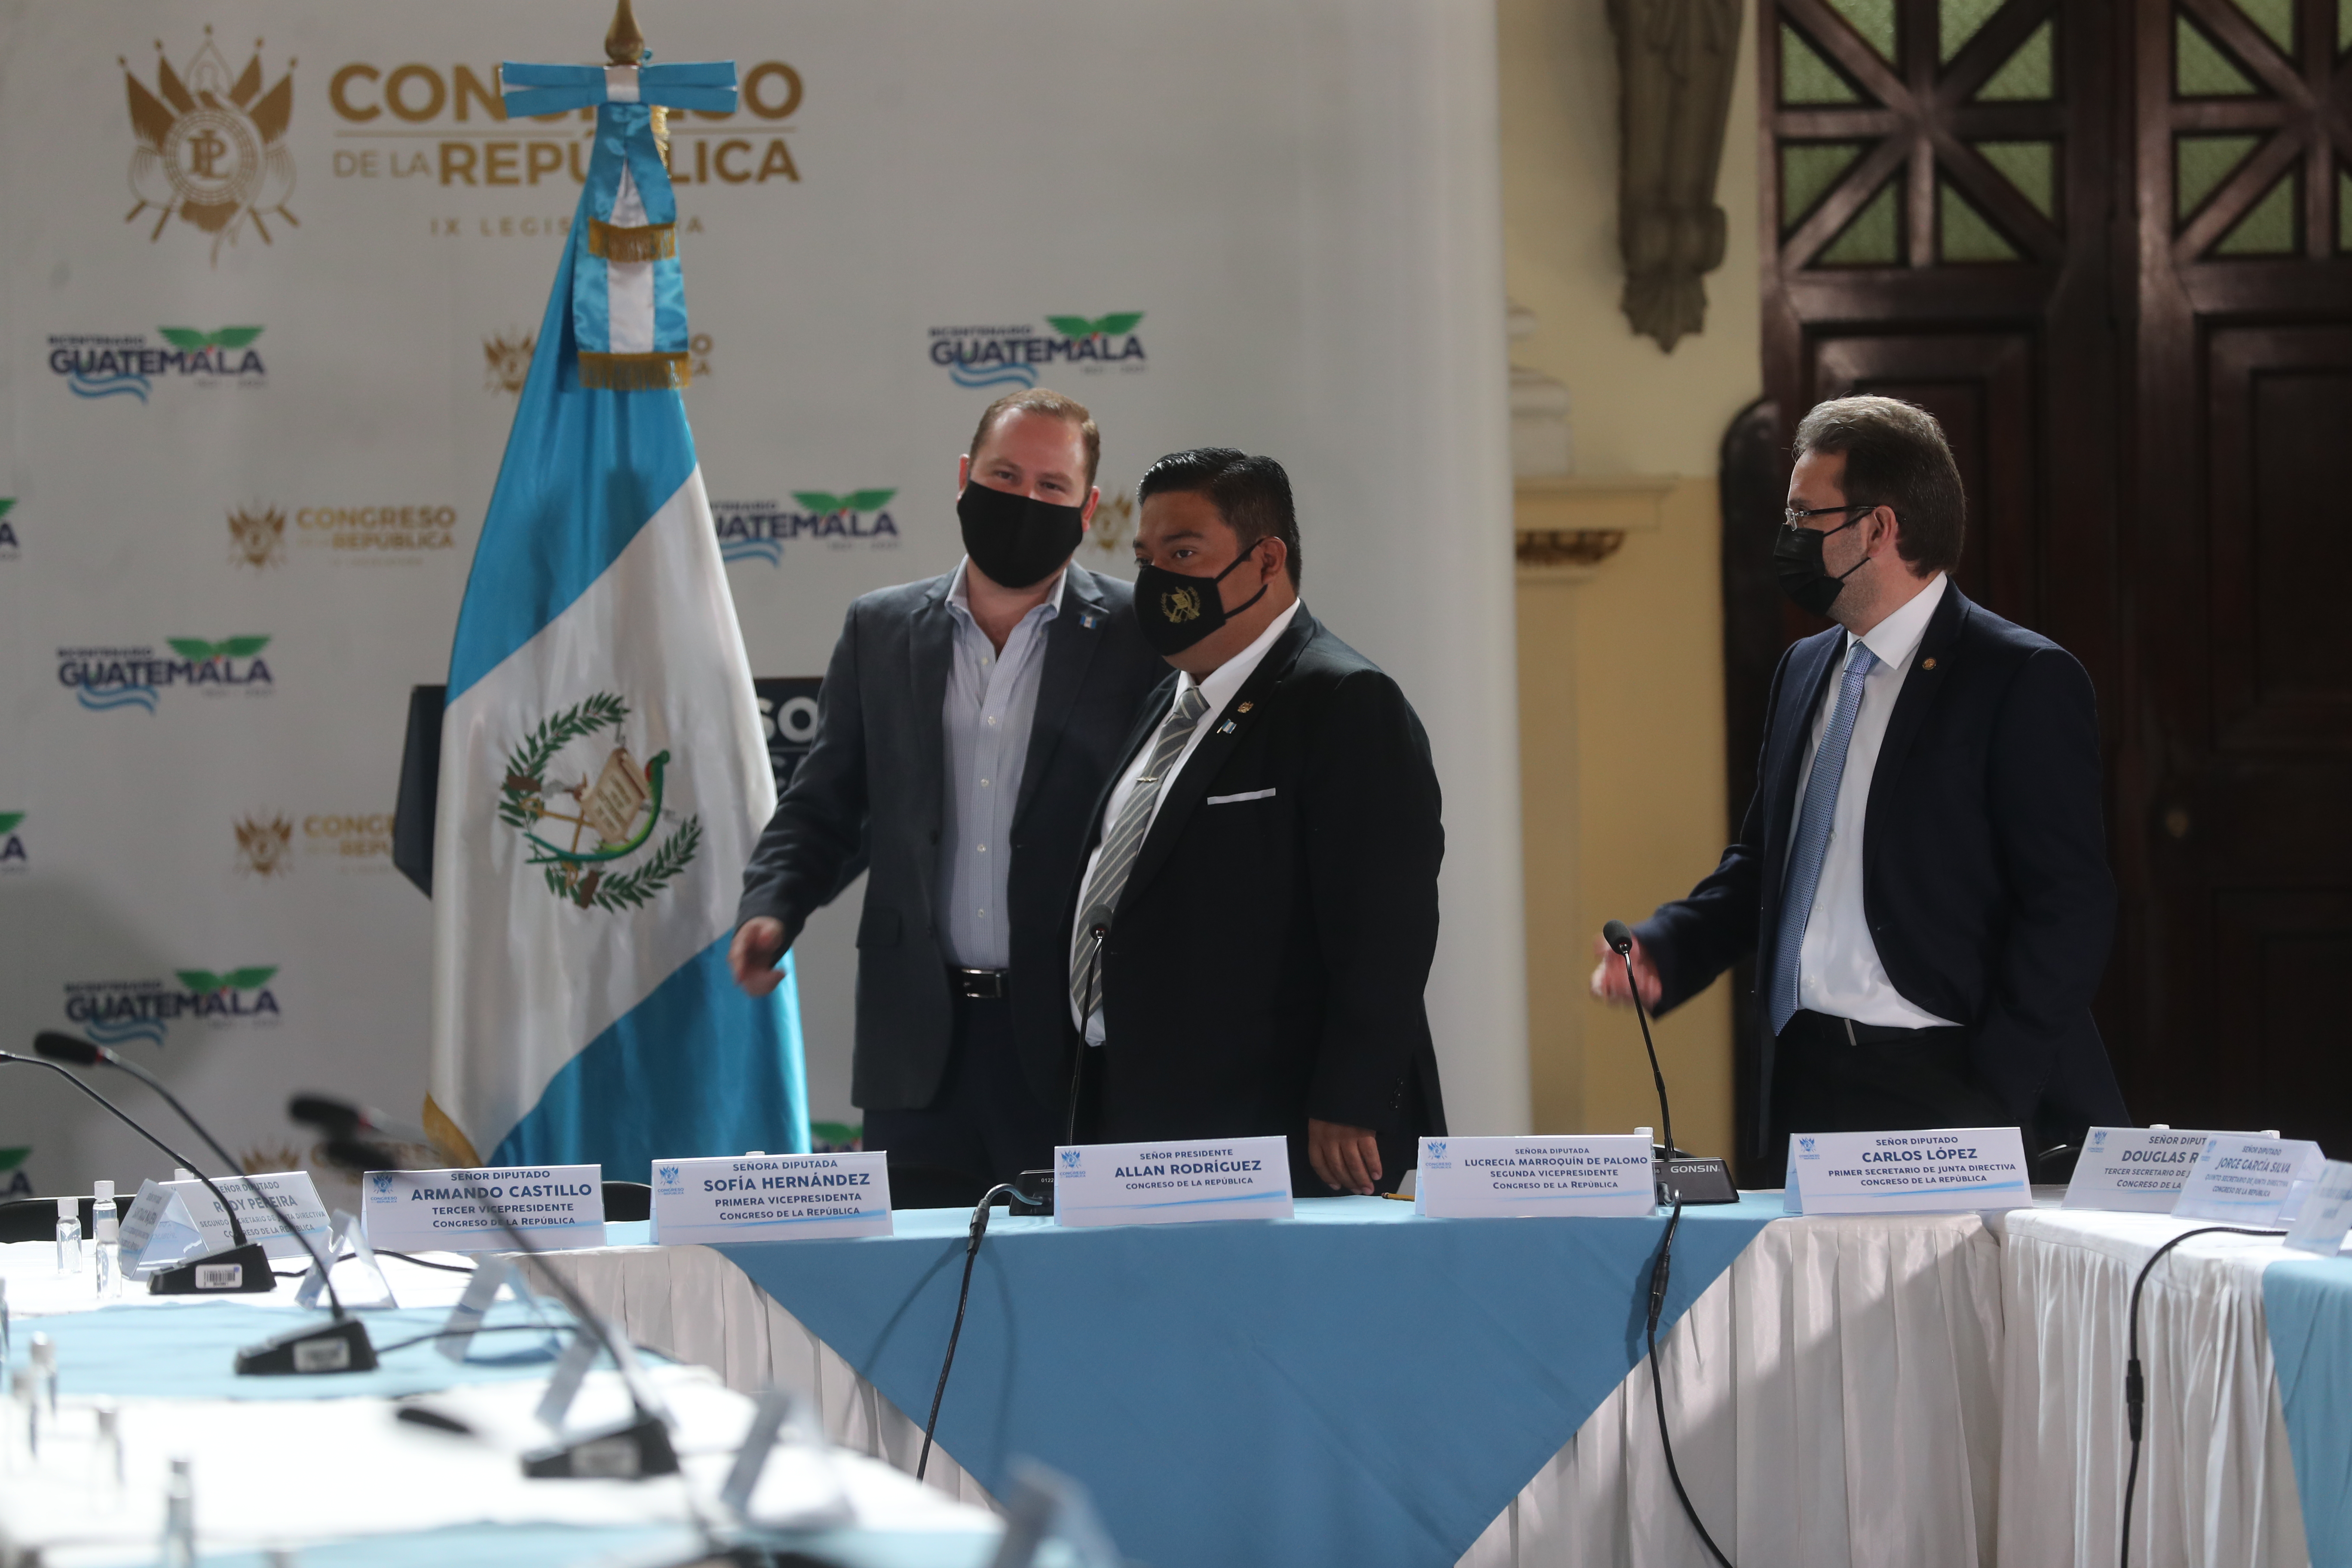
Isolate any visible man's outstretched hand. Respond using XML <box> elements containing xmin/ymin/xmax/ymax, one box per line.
<box><xmin>1588</xmin><ymin>932</ymin><xmax>1663</xmax><ymax>1009</ymax></box>
<box><xmin>729</xmin><ymin>917</ymin><xmax>788</xmax><ymax>995</ymax></box>
<box><xmin>1309</xmin><ymin>1118</ymin><xmax>1382</xmax><ymax>1196</ymax></box>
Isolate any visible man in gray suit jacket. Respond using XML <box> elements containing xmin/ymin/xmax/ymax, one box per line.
<box><xmin>731</xmin><ymin>390</ymin><xmax>1166</xmax><ymax>1188</ymax></box>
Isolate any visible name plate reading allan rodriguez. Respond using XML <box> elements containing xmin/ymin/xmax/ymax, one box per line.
<box><xmin>1414</xmin><ymin>1135</ymin><xmax>1656</xmax><ymax>1218</ymax></box>
<box><xmin>1052</xmin><ymin>1136</ymin><xmax>1293</xmax><ymax>1227</ymax></box>
<box><xmin>649</xmin><ymin>1152</ymin><xmax>892</xmax><ymax>1243</ymax></box>
<box><xmin>361</xmin><ymin>1165</ymin><xmax>606</xmax><ymax>1253</ymax></box>
<box><xmin>1784</xmin><ymin>1127</ymin><xmax>2031</xmax><ymax>1215</ymax></box>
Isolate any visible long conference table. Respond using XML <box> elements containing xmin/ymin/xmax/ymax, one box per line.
<box><xmin>6</xmin><ymin>1192</ymin><xmax>2348</xmax><ymax>1568</ymax></box>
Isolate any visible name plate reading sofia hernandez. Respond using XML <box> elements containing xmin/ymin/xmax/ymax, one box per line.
<box><xmin>1783</xmin><ymin>1127</ymin><xmax>2031</xmax><ymax>1215</ymax></box>
<box><xmin>2062</xmin><ymin>1126</ymin><xmax>2225</xmax><ymax>1213</ymax></box>
<box><xmin>647</xmin><ymin>1152</ymin><xmax>892</xmax><ymax>1243</ymax></box>
<box><xmin>2170</xmin><ymin>1135</ymin><xmax>2324</xmax><ymax>1224</ymax></box>
<box><xmin>360</xmin><ymin>1166</ymin><xmax>606</xmax><ymax>1253</ymax></box>
<box><xmin>1051</xmin><ymin>1136</ymin><xmax>1293</xmax><ymax>1227</ymax></box>
<box><xmin>1413</xmin><ymin>1135</ymin><xmax>1656</xmax><ymax>1218</ymax></box>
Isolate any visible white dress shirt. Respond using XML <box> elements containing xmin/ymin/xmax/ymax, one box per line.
<box><xmin>1071</xmin><ymin>598</ymin><xmax>1302</xmax><ymax>1042</ymax></box>
<box><xmin>1789</xmin><ymin>571</ymin><xmax>1959</xmax><ymax>1028</ymax></box>
<box><xmin>938</xmin><ymin>560</ymin><xmax>1064</xmax><ymax>970</ymax></box>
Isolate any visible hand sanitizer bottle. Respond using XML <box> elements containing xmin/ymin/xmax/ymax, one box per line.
<box><xmin>92</xmin><ymin>1181</ymin><xmax>121</xmax><ymax>1298</ymax></box>
<box><xmin>162</xmin><ymin>1456</ymin><xmax>196</xmax><ymax>1568</ymax></box>
<box><xmin>54</xmin><ymin>1198</ymin><xmax>81</xmax><ymax>1276</ymax></box>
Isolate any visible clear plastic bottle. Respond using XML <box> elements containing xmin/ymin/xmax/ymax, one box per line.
<box><xmin>54</xmin><ymin>1198</ymin><xmax>81</xmax><ymax>1276</ymax></box>
<box><xmin>92</xmin><ymin>1180</ymin><xmax>120</xmax><ymax>1298</ymax></box>
<box><xmin>162</xmin><ymin>1456</ymin><xmax>196</xmax><ymax>1568</ymax></box>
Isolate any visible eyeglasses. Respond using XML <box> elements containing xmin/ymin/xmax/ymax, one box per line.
<box><xmin>1782</xmin><ymin>501</ymin><xmax>1875</xmax><ymax>529</ymax></box>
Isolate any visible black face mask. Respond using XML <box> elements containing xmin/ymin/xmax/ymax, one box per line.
<box><xmin>1132</xmin><ymin>548</ymin><xmax>1270</xmax><ymax>657</ymax></box>
<box><xmin>1772</xmin><ymin>512</ymin><xmax>1871</xmax><ymax>617</ymax></box>
<box><xmin>957</xmin><ymin>478</ymin><xmax>1084</xmax><ymax>589</ymax></box>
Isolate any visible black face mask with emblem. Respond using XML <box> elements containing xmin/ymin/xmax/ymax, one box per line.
<box><xmin>1132</xmin><ymin>548</ymin><xmax>1270</xmax><ymax>657</ymax></box>
<box><xmin>957</xmin><ymin>477</ymin><xmax>1085</xmax><ymax>590</ymax></box>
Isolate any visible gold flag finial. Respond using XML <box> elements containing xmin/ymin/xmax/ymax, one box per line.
<box><xmin>605</xmin><ymin>0</ymin><xmax>645</xmax><ymax>65</ymax></box>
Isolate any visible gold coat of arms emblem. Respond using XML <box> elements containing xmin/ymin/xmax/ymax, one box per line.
<box><xmin>233</xmin><ymin>814</ymin><xmax>294</xmax><ymax>879</ymax></box>
<box><xmin>1161</xmin><ymin>585</ymin><xmax>1204</xmax><ymax>624</ymax></box>
<box><xmin>228</xmin><ymin>505</ymin><xmax>285</xmax><ymax>569</ymax></box>
<box><xmin>124</xmin><ymin>29</ymin><xmax>296</xmax><ymax>264</ymax></box>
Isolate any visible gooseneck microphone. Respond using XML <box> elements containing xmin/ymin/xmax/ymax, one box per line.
<box><xmin>310</xmin><ymin>1118</ymin><xmax>678</xmax><ymax>1480</ymax></box>
<box><xmin>33</xmin><ymin>1032</ymin><xmax>375</xmax><ymax>1373</ymax></box>
<box><xmin>1602</xmin><ymin>919</ymin><xmax>1677</xmax><ymax>1161</ymax></box>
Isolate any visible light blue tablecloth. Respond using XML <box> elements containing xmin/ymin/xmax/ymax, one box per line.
<box><xmin>717</xmin><ymin>1193</ymin><xmax>1781</xmax><ymax>1568</ymax></box>
<box><xmin>2264</xmin><ymin>1255</ymin><xmax>2352</xmax><ymax>1568</ymax></box>
<box><xmin>6</xmin><ymin>1298</ymin><xmax>582</xmax><ymax>1400</ymax></box>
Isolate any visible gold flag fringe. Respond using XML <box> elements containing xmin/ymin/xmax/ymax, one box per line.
<box><xmin>587</xmin><ymin>219</ymin><xmax>677</xmax><ymax>262</ymax></box>
<box><xmin>578</xmin><ymin>350</ymin><xmax>691</xmax><ymax>391</ymax></box>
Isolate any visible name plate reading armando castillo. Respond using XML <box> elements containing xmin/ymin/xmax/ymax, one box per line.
<box><xmin>1415</xmin><ymin>1135</ymin><xmax>1656</xmax><ymax>1218</ymax></box>
<box><xmin>1052</xmin><ymin>1136</ymin><xmax>1293</xmax><ymax>1227</ymax></box>
<box><xmin>2062</xmin><ymin>1127</ymin><xmax>2221</xmax><ymax>1213</ymax></box>
<box><xmin>1784</xmin><ymin>1127</ymin><xmax>2031</xmax><ymax>1215</ymax></box>
<box><xmin>648</xmin><ymin>1152</ymin><xmax>892</xmax><ymax>1243</ymax></box>
<box><xmin>360</xmin><ymin>1165</ymin><xmax>606</xmax><ymax>1253</ymax></box>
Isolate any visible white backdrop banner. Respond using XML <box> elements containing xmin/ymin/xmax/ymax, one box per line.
<box><xmin>0</xmin><ymin>0</ymin><xmax>1523</xmax><ymax>1200</ymax></box>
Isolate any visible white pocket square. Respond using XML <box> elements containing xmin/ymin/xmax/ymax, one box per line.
<box><xmin>1205</xmin><ymin>788</ymin><xmax>1277</xmax><ymax>805</ymax></box>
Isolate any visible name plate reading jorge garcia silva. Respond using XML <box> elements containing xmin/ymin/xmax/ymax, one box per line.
<box><xmin>648</xmin><ymin>1152</ymin><xmax>892</xmax><ymax>1243</ymax></box>
<box><xmin>1052</xmin><ymin>1136</ymin><xmax>1293</xmax><ymax>1227</ymax></box>
<box><xmin>1414</xmin><ymin>1136</ymin><xmax>1657</xmax><ymax>1218</ymax></box>
<box><xmin>1784</xmin><ymin>1127</ymin><xmax>2031</xmax><ymax>1215</ymax></box>
<box><xmin>360</xmin><ymin>1166</ymin><xmax>606</xmax><ymax>1253</ymax></box>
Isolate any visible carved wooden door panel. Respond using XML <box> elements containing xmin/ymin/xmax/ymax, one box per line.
<box><xmin>2122</xmin><ymin>0</ymin><xmax>2352</xmax><ymax>1148</ymax></box>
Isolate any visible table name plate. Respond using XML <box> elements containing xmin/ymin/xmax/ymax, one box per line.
<box><xmin>2062</xmin><ymin>1127</ymin><xmax>2222</xmax><ymax>1213</ymax></box>
<box><xmin>117</xmin><ymin>1172</ymin><xmax>331</xmax><ymax>1268</ymax></box>
<box><xmin>2170</xmin><ymin>1135</ymin><xmax>2323</xmax><ymax>1224</ymax></box>
<box><xmin>2283</xmin><ymin>1160</ymin><xmax>2352</xmax><ymax>1256</ymax></box>
<box><xmin>1414</xmin><ymin>1135</ymin><xmax>1656</xmax><ymax>1218</ymax></box>
<box><xmin>1784</xmin><ymin>1127</ymin><xmax>2031</xmax><ymax>1215</ymax></box>
<box><xmin>649</xmin><ymin>1152</ymin><xmax>893</xmax><ymax>1243</ymax></box>
<box><xmin>360</xmin><ymin>1165</ymin><xmax>606</xmax><ymax>1253</ymax></box>
<box><xmin>1052</xmin><ymin>1136</ymin><xmax>1292</xmax><ymax>1227</ymax></box>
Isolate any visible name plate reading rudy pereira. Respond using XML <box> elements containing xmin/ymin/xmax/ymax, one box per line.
<box><xmin>1414</xmin><ymin>1135</ymin><xmax>1656</xmax><ymax>1218</ymax></box>
<box><xmin>1784</xmin><ymin>1127</ymin><xmax>2031</xmax><ymax>1215</ymax></box>
<box><xmin>360</xmin><ymin>1165</ymin><xmax>606</xmax><ymax>1253</ymax></box>
<box><xmin>649</xmin><ymin>1152</ymin><xmax>892</xmax><ymax>1243</ymax></box>
<box><xmin>1052</xmin><ymin>1136</ymin><xmax>1293</xmax><ymax>1227</ymax></box>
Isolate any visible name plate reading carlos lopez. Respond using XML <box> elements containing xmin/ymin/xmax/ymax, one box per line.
<box><xmin>1052</xmin><ymin>1136</ymin><xmax>1293</xmax><ymax>1227</ymax></box>
<box><xmin>649</xmin><ymin>1152</ymin><xmax>892</xmax><ymax>1243</ymax></box>
<box><xmin>1784</xmin><ymin>1127</ymin><xmax>2031</xmax><ymax>1215</ymax></box>
<box><xmin>360</xmin><ymin>1165</ymin><xmax>606</xmax><ymax>1253</ymax></box>
<box><xmin>1415</xmin><ymin>1135</ymin><xmax>1657</xmax><ymax>1218</ymax></box>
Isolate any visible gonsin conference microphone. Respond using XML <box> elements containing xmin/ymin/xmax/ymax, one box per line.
<box><xmin>1599</xmin><ymin>922</ymin><xmax>1738</xmax><ymax>1205</ymax></box>
<box><xmin>32</xmin><ymin>1032</ymin><xmax>377</xmax><ymax>1374</ymax></box>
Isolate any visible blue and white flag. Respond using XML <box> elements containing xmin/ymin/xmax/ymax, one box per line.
<box><xmin>427</xmin><ymin>55</ymin><xmax>808</xmax><ymax>1175</ymax></box>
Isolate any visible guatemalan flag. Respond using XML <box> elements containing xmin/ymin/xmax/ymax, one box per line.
<box><xmin>426</xmin><ymin>49</ymin><xmax>810</xmax><ymax>1174</ymax></box>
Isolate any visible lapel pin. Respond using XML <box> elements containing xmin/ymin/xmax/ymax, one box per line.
<box><xmin>1218</xmin><ymin>720</ymin><xmax>1237</xmax><ymax>735</ymax></box>
<box><xmin>1922</xmin><ymin>657</ymin><xmax>1938</xmax><ymax>670</ymax></box>
<box><xmin>1079</xmin><ymin>611</ymin><xmax>1099</xmax><ymax>629</ymax></box>
<box><xmin>1237</xmin><ymin>701</ymin><xmax>1253</xmax><ymax>713</ymax></box>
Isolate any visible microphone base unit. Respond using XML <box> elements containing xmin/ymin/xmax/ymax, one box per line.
<box><xmin>521</xmin><ymin>1412</ymin><xmax>680</xmax><ymax>1480</ymax></box>
<box><xmin>1654</xmin><ymin>1150</ymin><xmax>1740</xmax><ymax>1206</ymax></box>
<box><xmin>234</xmin><ymin>1316</ymin><xmax>379</xmax><ymax>1375</ymax></box>
<box><xmin>1012</xmin><ymin>1168</ymin><xmax>1056</xmax><ymax>1216</ymax></box>
<box><xmin>146</xmin><ymin>1242</ymin><xmax>277</xmax><ymax>1295</ymax></box>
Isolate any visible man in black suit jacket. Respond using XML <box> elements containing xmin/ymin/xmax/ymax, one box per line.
<box><xmin>1066</xmin><ymin>449</ymin><xmax>1446</xmax><ymax>1197</ymax></box>
<box><xmin>732</xmin><ymin>390</ymin><xmax>1165</xmax><ymax>1188</ymax></box>
<box><xmin>1593</xmin><ymin>396</ymin><xmax>2125</xmax><ymax>1176</ymax></box>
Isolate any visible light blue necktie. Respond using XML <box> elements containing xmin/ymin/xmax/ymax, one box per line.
<box><xmin>1768</xmin><ymin>639</ymin><xmax>1879</xmax><ymax>1035</ymax></box>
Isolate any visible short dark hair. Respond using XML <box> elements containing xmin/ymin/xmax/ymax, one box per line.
<box><xmin>1135</xmin><ymin>448</ymin><xmax>1302</xmax><ymax>587</ymax></box>
<box><xmin>1791</xmin><ymin>395</ymin><xmax>1965</xmax><ymax>575</ymax></box>
<box><xmin>968</xmin><ymin>388</ymin><xmax>1100</xmax><ymax>488</ymax></box>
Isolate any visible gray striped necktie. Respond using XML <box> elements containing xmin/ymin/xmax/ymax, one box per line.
<box><xmin>1069</xmin><ymin>683</ymin><xmax>1211</xmax><ymax>1021</ymax></box>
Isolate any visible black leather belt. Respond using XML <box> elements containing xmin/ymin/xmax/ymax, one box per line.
<box><xmin>1787</xmin><ymin>1008</ymin><xmax>1963</xmax><ymax>1046</ymax></box>
<box><xmin>948</xmin><ymin>967</ymin><xmax>1007</xmax><ymax>1000</ymax></box>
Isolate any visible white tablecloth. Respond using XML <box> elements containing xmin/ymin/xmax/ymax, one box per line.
<box><xmin>1997</xmin><ymin>1211</ymin><xmax>2310</xmax><ymax>1568</ymax></box>
<box><xmin>529</xmin><ymin>1210</ymin><xmax>2011</xmax><ymax>1567</ymax></box>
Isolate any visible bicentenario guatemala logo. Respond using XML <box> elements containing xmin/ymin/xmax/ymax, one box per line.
<box><xmin>48</xmin><ymin>326</ymin><xmax>266</xmax><ymax>401</ymax></box>
<box><xmin>62</xmin><ymin>965</ymin><xmax>283</xmax><ymax>1047</ymax></box>
<box><xmin>57</xmin><ymin>634</ymin><xmax>274</xmax><ymax>712</ymax></box>
<box><xmin>927</xmin><ymin>312</ymin><xmax>1145</xmax><ymax>390</ymax></box>
<box><xmin>714</xmin><ymin>491</ymin><xmax>898</xmax><ymax>565</ymax></box>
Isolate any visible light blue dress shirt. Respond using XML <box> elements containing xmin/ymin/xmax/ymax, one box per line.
<box><xmin>938</xmin><ymin>560</ymin><xmax>1065</xmax><ymax>970</ymax></box>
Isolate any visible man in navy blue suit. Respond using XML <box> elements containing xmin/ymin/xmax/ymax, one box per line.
<box><xmin>1592</xmin><ymin>395</ymin><xmax>2126</xmax><ymax>1175</ymax></box>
